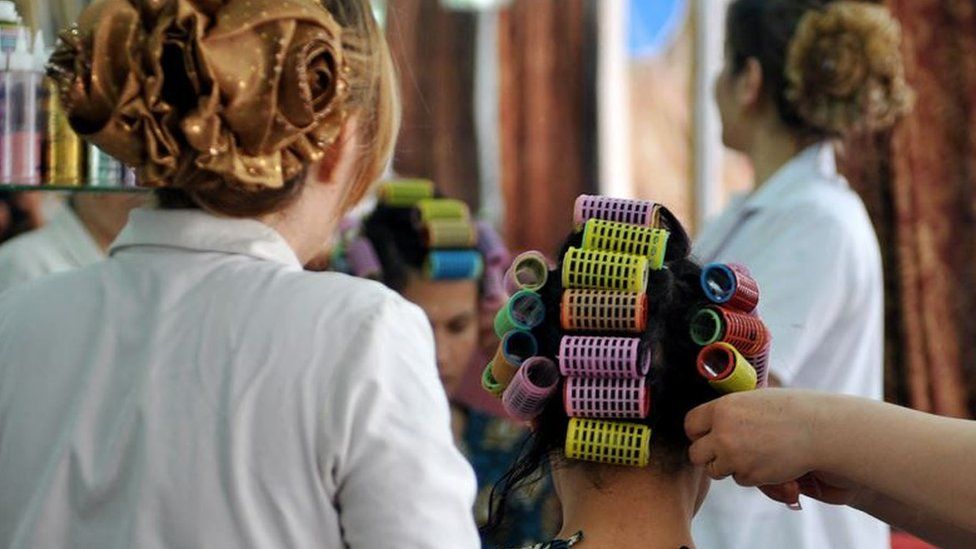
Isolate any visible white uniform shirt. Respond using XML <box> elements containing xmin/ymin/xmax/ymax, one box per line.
<box><xmin>0</xmin><ymin>208</ymin><xmax>479</xmax><ymax>549</ymax></box>
<box><xmin>0</xmin><ymin>204</ymin><xmax>104</xmax><ymax>293</ymax></box>
<box><xmin>691</xmin><ymin>143</ymin><xmax>889</xmax><ymax>549</ymax></box>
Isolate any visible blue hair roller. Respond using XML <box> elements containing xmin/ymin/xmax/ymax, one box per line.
<box><xmin>424</xmin><ymin>250</ymin><xmax>485</xmax><ymax>280</ymax></box>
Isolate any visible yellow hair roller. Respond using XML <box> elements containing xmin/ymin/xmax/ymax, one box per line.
<box><xmin>561</xmin><ymin>247</ymin><xmax>649</xmax><ymax>293</ymax></box>
<box><xmin>423</xmin><ymin>218</ymin><xmax>478</xmax><ymax>248</ymax></box>
<box><xmin>564</xmin><ymin>417</ymin><xmax>651</xmax><ymax>467</ymax></box>
<box><xmin>581</xmin><ymin>219</ymin><xmax>670</xmax><ymax>270</ymax></box>
<box><xmin>414</xmin><ymin>198</ymin><xmax>471</xmax><ymax>223</ymax></box>
<box><xmin>696</xmin><ymin>342</ymin><xmax>758</xmax><ymax>393</ymax></box>
<box><xmin>378</xmin><ymin>179</ymin><xmax>434</xmax><ymax>207</ymax></box>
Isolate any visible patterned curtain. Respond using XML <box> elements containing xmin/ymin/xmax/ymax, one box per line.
<box><xmin>385</xmin><ymin>0</ymin><xmax>482</xmax><ymax>209</ymax></box>
<box><xmin>842</xmin><ymin>0</ymin><xmax>976</xmax><ymax>417</ymax></box>
<box><xmin>497</xmin><ymin>0</ymin><xmax>599</xmax><ymax>255</ymax></box>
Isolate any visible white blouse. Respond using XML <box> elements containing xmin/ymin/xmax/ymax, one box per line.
<box><xmin>0</xmin><ymin>208</ymin><xmax>479</xmax><ymax>548</ymax></box>
<box><xmin>692</xmin><ymin>143</ymin><xmax>888</xmax><ymax>549</ymax></box>
<box><xmin>0</xmin><ymin>204</ymin><xmax>104</xmax><ymax>294</ymax></box>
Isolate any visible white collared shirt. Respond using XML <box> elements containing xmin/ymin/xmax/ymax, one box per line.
<box><xmin>0</xmin><ymin>203</ymin><xmax>104</xmax><ymax>294</ymax></box>
<box><xmin>692</xmin><ymin>143</ymin><xmax>888</xmax><ymax>549</ymax></box>
<box><xmin>0</xmin><ymin>208</ymin><xmax>479</xmax><ymax>549</ymax></box>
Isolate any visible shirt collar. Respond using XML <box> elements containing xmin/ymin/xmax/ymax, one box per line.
<box><xmin>741</xmin><ymin>141</ymin><xmax>844</xmax><ymax>213</ymax></box>
<box><xmin>110</xmin><ymin>208</ymin><xmax>302</xmax><ymax>269</ymax></box>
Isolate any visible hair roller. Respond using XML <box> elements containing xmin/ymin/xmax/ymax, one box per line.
<box><xmin>423</xmin><ymin>218</ymin><xmax>478</xmax><ymax>249</ymax></box>
<box><xmin>581</xmin><ymin>219</ymin><xmax>670</xmax><ymax>270</ymax></box>
<box><xmin>494</xmin><ymin>289</ymin><xmax>546</xmax><ymax>338</ymax></box>
<box><xmin>690</xmin><ymin>306</ymin><xmax>770</xmax><ymax>356</ymax></box>
<box><xmin>476</xmin><ymin>221</ymin><xmax>511</xmax><ymax>269</ymax></box>
<box><xmin>502</xmin><ymin>357</ymin><xmax>561</xmax><ymax>422</ymax></box>
<box><xmin>564</xmin><ymin>377</ymin><xmax>650</xmax><ymax>419</ymax></box>
<box><xmin>557</xmin><ymin>335</ymin><xmax>649</xmax><ymax>378</ymax></box>
<box><xmin>345</xmin><ymin>236</ymin><xmax>382</xmax><ymax>280</ymax></box>
<box><xmin>423</xmin><ymin>250</ymin><xmax>484</xmax><ymax>281</ymax></box>
<box><xmin>745</xmin><ymin>345</ymin><xmax>771</xmax><ymax>389</ymax></box>
<box><xmin>697</xmin><ymin>342</ymin><xmax>758</xmax><ymax>393</ymax></box>
<box><xmin>560</xmin><ymin>290</ymin><xmax>647</xmax><ymax>333</ymax></box>
<box><xmin>378</xmin><ymin>179</ymin><xmax>434</xmax><ymax>207</ymax></box>
<box><xmin>482</xmin><ymin>362</ymin><xmax>505</xmax><ymax>398</ymax></box>
<box><xmin>573</xmin><ymin>195</ymin><xmax>661</xmax><ymax>228</ymax></box>
<box><xmin>414</xmin><ymin>198</ymin><xmax>471</xmax><ymax>224</ymax></box>
<box><xmin>491</xmin><ymin>330</ymin><xmax>539</xmax><ymax>386</ymax></box>
<box><xmin>565</xmin><ymin>418</ymin><xmax>651</xmax><ymax>467</ymax></box>
<box><xmin>701</xmin><ymin>263</ymin><xmax>759</xmax><ymax>313</ymax></box>
<box><xmin>504</xmin><ymin>250</ymin><xmax>550</xmax><ymax>294</ymax></box>
<box><xmin>561</xmin><ymin>247</ymin><xmax>649</xmax><ymax>293</ymax></box>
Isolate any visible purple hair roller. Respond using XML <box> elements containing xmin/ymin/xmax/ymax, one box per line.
<box><xmin>477</xmin><ymin>221</ymin><xmax>511</xmax><ymax>269</ymax></box>
<box><xmin>339</xmin><ymin>215</ymin><xmax>359</xmax><ymax>234</ymax></box>
<box><xmin>557</xmin><ymin>336</ymin><xmax>649</xmax><ymax>379</ymax></box>
<box><xmin>502</xmin><ymin>356</ymin><xmax>560</xmax><ymax>422</ymax></box>
<box><xmin>346</xmin><ymin>236</ymin><xmax>382</xmax><ymax>280</ymax></box>
<box><xmin>564</xmin><ymin>377</ymin><xmax>650</xmax><ymax>420</ymax></box>
<box><xmin>573</xmin><ymin>195</ymin><xmax>661</xmax><ymax>228</ymax></box>
<box><xmin>482</xmin><ymin>266</ymin><xmax>508</xmax><ymax>309</ymax></box>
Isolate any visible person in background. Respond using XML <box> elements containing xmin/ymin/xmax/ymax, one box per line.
<box><xmin>0</xmin><ymin>194</ymin><xmax>145</xmax><ymax>293</ymax></box>
<box><xmin>0</xmin><ymin>192</ymin><xmax>46</xmax><ymax>245</ymax></box>
<box><xmin>685</xmin><ymin>389</ymin><xmax>976</xmax><ymax>548</ymax></box>
<box><xmin>0</xmin><ymin>0</ymin><xmax>479</xmax><ymax>546</ymax></box>
<box><xmin>337</xmin><ymin>187</ymin><xmax>560</xmax><ymax>547</ymax></box>
<box><xmin>693</xmin><ymin>2</ymin><xmax>914</xmax><ymax>548</ymax></box>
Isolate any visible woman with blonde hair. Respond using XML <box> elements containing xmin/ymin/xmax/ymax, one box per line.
<box><xmin>694</xmin><ymin>1</ymin><xmax>913</xmax><ymax>548</ymax></box>
<box><xmin>0</xmin><ymin>1</ymin><xmax>479</xmax><ymax>547</ymax></box>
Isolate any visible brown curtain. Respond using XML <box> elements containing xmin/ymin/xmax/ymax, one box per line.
<box><xmin>842</xmin><ymin>0</ymin><xmax>976</xmax><ymax>417</ymax></box>
<box><xmin>497</xmin><ymin>0</ymin><xmax>599</xmax><ymax>255</ymax></box>
<box><xmin>385</xmin><ymin>0</ymin><xmax>481</xmax><ymax>209</ymax></box>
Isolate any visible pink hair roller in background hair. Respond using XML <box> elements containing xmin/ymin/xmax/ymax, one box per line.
<box><xmin>502</xmin><ymin>356</ymin><xmax>561</xmax><ymax>422</ymax></box>
<box><xmin>573</xmin><ymin>195</ymin><xmax>662</xmax><ymax>228</ymax></box>
<box><xmin>701</xmin><ymin>263</ymin><xmax>760</xmax><ymax>313</ymax></box>
<box><xmin>564</xmin><ymin>377</ymin><xmax>650</xmax><ymax>420</ymax></box>
<box><xmin>557</xmin><ymin>336</ymin><xmax>649</xmax><ymax>379</ymax></box>
<box><xmin>346</xmin><ymin>236</ymin><xmax>382</xmax><ymax>280</ymax></box>
<box><xmin>477</xmin><ymin>220</ymin><xmax>511</xmax><ymax>269</ymax></box>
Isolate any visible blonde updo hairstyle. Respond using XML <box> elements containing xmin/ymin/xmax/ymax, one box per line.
<box><xmin>49</xmin><ymin>0</ymin><xmax>398</xmax><ymax>218</ymax></box>
<box><xmin>726</xmin><ymin>0</ymin><xmax>913</xmax><ymax>139</ymax></box>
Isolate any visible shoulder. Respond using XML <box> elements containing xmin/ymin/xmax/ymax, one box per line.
<box><xmin>0</xmin><ymin>225</ymin><xmax>62</xmax><ymax>281</ymax></box>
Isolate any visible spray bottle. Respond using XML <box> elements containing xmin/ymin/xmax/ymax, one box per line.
<box><xmin>4</xmin><ymin>27</ymin><xmax>39</xmax><ymax>185</ymax></box>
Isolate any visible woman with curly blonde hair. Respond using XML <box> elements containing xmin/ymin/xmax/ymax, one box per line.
<box><xmin>693</xmin><ymin>1</ymin><xmax>913</xmax><ymax>549</ymax></box>
<box><xmin>0</xmin><ymin>1</ymin><xmax>479</xmax><ymax>547</ymax></box>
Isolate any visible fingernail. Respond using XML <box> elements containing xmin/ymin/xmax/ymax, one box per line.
<box><xmin>786</xmin><ymin>500</ymin><xmax>802</xmax><ymax>511</ymax></box>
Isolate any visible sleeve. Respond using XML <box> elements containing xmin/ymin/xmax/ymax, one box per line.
<box><xmin>743</xmin><ymin>209</ymin><xmax>853</xmax><ymax>385</ymax></box>
<box><xmin>0</xmin><ymin>244</ymin><xmax>50</xmax><ymax>296</ymax></box>
<box><xmin>326</xmin><ymin>295</ymin><xmax>480</xmax><ymax>549</ymax></box>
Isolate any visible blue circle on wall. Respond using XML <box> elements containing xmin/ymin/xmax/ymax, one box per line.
<box><xmin>629</xmin><ymin>0</ymin><xmax>688</xmax><ymax>59</ymax></box>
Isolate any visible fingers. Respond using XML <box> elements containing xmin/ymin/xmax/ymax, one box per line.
<box><xmin>684</xmin><ymin>399</ymin><xmax>717</xmax><ymax>441</ymax></box>
<box><xmin>687</xmin><ymin>437</ymin><xmax>716</xmax><ymax>467</ymax></box>
<box><xmin>706</xmin><ymin>458</ymin><xmax>734</xmax><ymax>480</ymax></box>
<box><xmin>759</xmin><ymin>482</ymin><xmax>802</xmax><ymax>510</ymax></box>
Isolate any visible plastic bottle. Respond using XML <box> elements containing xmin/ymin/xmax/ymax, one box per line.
<box><xmin>40</xmin><ymin>39</ymin><xmax>83</xmax><ymax>187</ymax></box>
<box><xmin>0</xmin><ymin>1</ymin><xmax>22</xmax><ymax>54</ymax></box>
<box><xmin>3</xmin><ymin>27</ymin><xmax>39</xmax><ymax>185</ymax></box>
<box><xmin>88</xmin><ymin>145</ymin><xmax>123</xmax><ymax>187</ymax></box>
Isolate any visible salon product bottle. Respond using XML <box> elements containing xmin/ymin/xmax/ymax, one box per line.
<box><xmin>3</xmin><ymin>27</ymin><xmax>40</xmax><ymax>185</ymax></box>
<box><xmin>41</xmin><ymin>42</ymin><xmax>83</xmax><ymax>186</ymax></box>
<box><xmin>0</xmin><ymin>1</ymin><xmax>23</xmax><ymax>54</ymax></box>
<box><xmin>87</xmin><ymin>144</ymin><xmax>122</xmax><ymax>187</ymax></box>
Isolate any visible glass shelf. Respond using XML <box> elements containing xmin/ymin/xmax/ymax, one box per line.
<box><xmin>0</xmin><ymin>184</ymin><xmax>149</xmax><ymax>194</ymax></box>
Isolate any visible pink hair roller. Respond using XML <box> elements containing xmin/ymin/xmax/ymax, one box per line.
<box><xmin>745</xmin><ymin>345</ymin><xmax>771</xmax><ymax>388</ymax></box>
<box><xmin>701</xmin><ymin>263</ymin><xmax>760</xmax><ymax>313</ymax></box>
<box><xmin>560</xmin><ymin>290</ymin><xmax>648</xmax><ymax>333</ymax></box>
<box><xmin>477</xmin><ymin>221</ymin><xmax>511</xmax><ymax>269</ymax></box>
<box><xmin>557</xmin><ymin>336</ymin><xmax>649</xmax><ymax>379</ymax></box>
<box><xmin>504</xmin><ymin>250</ymin><xmax>550</xmax><ymax>294</ymax></box>
<box><xmin>346</xmin><ymin>236</ymin><xmax>382</xmax><ymax>280</ymax></box>
<box><xmin>573</xmin><ymin>195</ymin><xmax>662</xmax><ymax>228</ymax></box>
<box><xmin>564</xmin><ymin>377</ymin><xmax>650</xmax><ymax>419</ymax></box>
<box><xmin>481</xmin><ymin>266</ymin><xmax>509</xmax><ymax>310</ymax></box>
<box><xmin>502</xmin><ymin>356</ymin><xmax>561</xmax><ymax>422</ymax></box>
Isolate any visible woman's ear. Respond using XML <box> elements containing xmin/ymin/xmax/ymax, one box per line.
<box><xmin>311</xmin><ymin>115</ymin><xmax>361</xmax><ymax>188</ymax></box>
<box><xmin>735</xmin><ymin>57</ymin><xmax>765</xmax><ymax>111</ymax></box>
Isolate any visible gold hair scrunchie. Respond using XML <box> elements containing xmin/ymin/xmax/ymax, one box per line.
<box><xmin>47</xmin><ymin>0</ymin><xmax>350</xmax><ymax>190</ymax></box>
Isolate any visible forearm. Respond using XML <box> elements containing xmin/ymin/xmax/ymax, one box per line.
<box><xmin>815</xmin><ymin>395</ymin><xmax>976</xmax><ymax>531</ymax></box>
<box><xmin>852</xmin><ymin>489</ymin><xmax>976</xmax><ymax>548</ymax></box>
